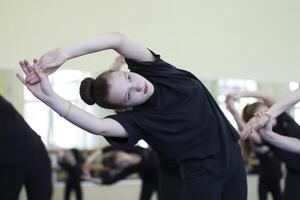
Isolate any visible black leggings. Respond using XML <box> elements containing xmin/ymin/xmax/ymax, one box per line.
<box><xmin>64</xmin><ymin>180</ymin><xmax>82</xmax><ymax>200</ymax></box>
<box><xmin>0</xmin><ymin>141</ymin><xmax>52</xmax><ymax>200</ymax></box>
<box><xmin>284</xmin><ymin>170</ymin><xmax>300</xmax><ymax>200</ymax></box>
<box><xmin>140</xmin><ymin>179</ymin><xmax>158</xmax><ymax>200</ymax></box>
<box><xmin>158</xmin><ymin>171</ymin><xmax>183</xmax><ymax>200</ymax></box>
<box><xmin>180</xmin><ymin>141</ymin><xmax>247</xmax><ymax>200</ymax></box>
<box><xmin>258</xmin><ymin>176</ymin><xmax>282</xmax><ymax>200</ymax></box>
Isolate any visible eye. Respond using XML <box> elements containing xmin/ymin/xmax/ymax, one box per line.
<box><xmin>127</xmin><ymin>92</ymin><xmax>131</xmax><ymax>101</ymax></box>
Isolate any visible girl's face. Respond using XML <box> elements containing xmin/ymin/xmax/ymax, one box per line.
<box><xmin>255</xmin><ymin>104</ymin><xmax>277</xmax><ymax>126</ymax></box>
<box><xmin>106</xmin><ymin>71</ymin><xmax>154</xmax><ymax>108</ymax></box>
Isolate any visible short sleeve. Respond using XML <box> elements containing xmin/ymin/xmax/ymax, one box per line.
<box><xmin>104</xmin><ymin>112</ymin><xmax>142</xmax><ymax>149</ymax></box>
<box><xmin>275</xmin><ymin>113</ymin><xmax>300</xmax><ymax>138</ymax></box>
<box><xmin>125</xmin><ymin>49</ymin><xmax>178</xmax><ymax>75</ymax></box>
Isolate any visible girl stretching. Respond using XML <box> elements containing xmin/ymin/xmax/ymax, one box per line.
<box><xmin>18</xmin><ymin>32</ymin><xmax>247</xmax><ymax>200</ymax></box>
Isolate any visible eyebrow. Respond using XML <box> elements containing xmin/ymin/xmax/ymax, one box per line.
<box><xmin>123</xmin><ymin>72</ymin><xmax>129</xmax><ymax>104</ymax></box>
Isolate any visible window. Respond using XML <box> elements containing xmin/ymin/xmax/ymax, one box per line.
<box><xmin>24</xmin><ymin>70</ymin><xmax>100</xmax><ymax>149</ymax></box>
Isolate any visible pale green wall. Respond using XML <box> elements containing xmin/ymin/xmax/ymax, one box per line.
<box><xmin>1</xmin><ymin>0</ymin><xmax>299</xmax><ymax>82</ymax></box>
<box><xmin>0</xmin><ymin>72</ymin><xmax>4</xmax><ymax>94</ymax></box>
<box><xmin>0</xmin><ymin>70</ymin><xmax>24</xmax><ymax>113</ymax></box>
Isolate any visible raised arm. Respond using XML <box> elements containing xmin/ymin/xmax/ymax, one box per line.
<box><xmin>109</xmin><ymin>55</ymin><xmax>126</xmax><ymax>71</ymax></box>
<box><xmin>233</xmin><ymin>91</ymin><xmax>275</xmax><ymax>107</ymax></box>
<box><xmin>241</xmin><ymin>88</ymin><xmax>300</xmax><ymax>140</ymax></box>
<box><xmin>225</xmin><ymin>94</ymin><xmax>261</xmax><ymax>143</ymax></box>
<box><xmin>259</xmin><ymin>121</ymin><xmax>300</xmax><ymax>154</ymax></box>
<box><xmin>60</xmin><ymin>32</ymin><xmax>154</xmax><ymax>62</ymax></box>
<box><xmin>17</xmin><ymin>60</ymin><xmax>128</xmax><ymax>138</ymax></box>
<box><xmin>225</xmin><ymin>94</ymin><xmax>245</xmax><ymax>132</ymax></box>
<box><xmin>27</xmin><ymin>32</ymin><xmax>154</xmax><ymax>84</ymax></box>
<box><xmin>267</xmin><ymin>88</ymin><xmax>300</xmax><ymax>118</ymax></box>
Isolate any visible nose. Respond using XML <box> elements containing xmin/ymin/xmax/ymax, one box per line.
<box><xmin>133</xmin><ymin>81</ymin><xmax>143</xmax><ymax>92</ymax></box>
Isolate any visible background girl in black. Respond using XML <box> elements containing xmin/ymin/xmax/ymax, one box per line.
<box><xmin>57</xmin><ymin>148</ymin><xmax>84</xmax><ymax>200</ymax></box>
<box><xmin>18</xmin><ymin>32</ymin><xmax>247</xmax><ymax>200</ymax></box>
<box><xmin>83</xmin><ymin>146</ymin><xmax>159</xmax><ymax>200</ymax></box>
<box><xmin>240</xmin><ymin>88</ymin><xmax>300</xmax><ymax>200</ymax></box>
<box><xmin>0</xmin><ymin>94</ymin><xmax>52</xmax><ymax>200</ymax></box>
<box><xmin>225</xmin><ymin>93</ymin><xmax>282</xmax><ymax>200</ymax></box>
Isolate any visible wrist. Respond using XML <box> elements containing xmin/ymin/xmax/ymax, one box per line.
<box><xmin>231</xmin><ymin>110</ymin><xmax>239</xmax><ymax>116</ymax></box>
<box><xmin>261</xmin><ymin>130</ymin><xmax>275</xmax><ymax>141</ymax></box>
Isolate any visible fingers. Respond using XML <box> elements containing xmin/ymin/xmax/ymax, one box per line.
<box><xmin>24</xmin><ymin>59</ymin><xmax>33</xmax><ymax>71</ymax></box>
<box><xmin>25</xmin><ymin>70</ymin><xmax>41</xmax><ymax>85</ymax></box>
<box><xmin>19</xmin><ymin>60</ymin><xmax>30</xmax><ymax>76</ymax></box>
<box><xmin>34</xmin><ymin>66</ymin><xmax>51</xmax><ymax>87</ymax></box>
<box><xmin>16</xmin><ymin>73</ymin><xmax>26</xmax><ymax>85</ymax></box>
<box><xmin>34</xmin><ymin>65</ymin><xmax>46</xmax><ymax>80</ymax></box>
<box><xmin>240</xmin><ymin>125</ymin><xmax>252</xmax><ymax>141</ymax></box>
<box><xmin>19</xmin><ymin>59</ymin><xmax>42</xmax><ymax>85</ymax></box>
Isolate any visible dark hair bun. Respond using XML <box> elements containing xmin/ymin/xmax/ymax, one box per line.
<box><xmin>80</xmin><ymin>77</ymin><xmax>96</xmax><ymax>105</ymax></box>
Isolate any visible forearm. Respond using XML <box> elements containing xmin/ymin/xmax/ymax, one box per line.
<box><xmin>267</xmin><ymin>88</ymin><xmax>300</xmax><ymax>118</ymax></box>
<box><xmin>237</xmin><ymin>91</ymin><xmax>275</xmax><ymax>106</ymax></box>
<box><xmin>44</xmin><ymin>94</ymin><xmax>108</xmax><ymax>136</ymax></box>
<box><xmin>62</xmin><ymin>32</ymin><xmax>124</xmax><ymax>60</ymax></box>
<box><xmin>262</xmin><ymin>131</ymin><xmax>300</xmax><ymax>154</ymax></box>
<box><xmin>230</xmin><ymin>110</ymin><xmax>262</xmax><ymax>143</ymax></box>
<box><xmin>86</xmin><ymin>150</ymin><xmax>102</xmax><ymax>164</ymax></box>
<box><xmin>230</xmin><ymin>111</ymin><xmax>246</xmax><ymax>131</ymax></box>
<box><xmin>242</xmin><ymin>88</ymin><xmax>300</xmax><ymax>137</ymax></box>
<box><xmin>61</xmin><ymin>32</ymin><xmax>153</xmax><ymax>62</ymax></box>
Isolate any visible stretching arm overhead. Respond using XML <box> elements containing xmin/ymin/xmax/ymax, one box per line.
<box><xmin>241</xmin><ymin>88</ymin><xmax>300</xmax><ymax>140</ymax></box>
<box><xmin>17</xmin><ymin>60</ymin><xmax>128</xmax><ymax>138</ymax></box>
<box><xmin>232</xmin><ymin>91</ymin><xmax>275</xmax><ymax>107</ymax></box>
<box><xmin>26</xmin><ymin>32</ymin><xmax>154</xmax><ymax>84</ymax></box>
<box><xmin>259</xmin><ymin>121</ymin><xmax>300</xmax><ymax>154</ymax></box>
<box><xmin>225</xmin><ymin>94</ymin><xmax>261</xmax><ymax>143</ymax></box>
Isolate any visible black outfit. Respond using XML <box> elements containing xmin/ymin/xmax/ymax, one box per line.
<box><xmin>100</xmin><ymin>146</ymin><xmax>159</xmax><ymax>200</ymax></box>
<box><xmin>154</xmin><ymin>149</ymin><xmax>183</xmax><ymax>200</ymax></box>
<box><xmin>58</xmin><ymin>149</ymin><xmax>84</xmax><ymax>200</ymax></box>
<box><xmin>0</xmin><ymin>95</ymin><xmax>52</xmax><ymax>200</ymax></box>
<box><xmin>255</xmin><ymin>142</ymin><xmax>282</xmax><ymax>200</ymax></box>
<box><xmin>269</xmin><ymin>113</ymin><xmax>300</xmax><ymax>200</ymax></box>
<box><xmin>105</xmin><ymin>51</ymin><xmax>247</xmax><ymax>200</ymax></box>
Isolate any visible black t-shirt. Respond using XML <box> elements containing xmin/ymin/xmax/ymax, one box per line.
<box><xmin>269</xmin><ymin>113</ymin><xmax>300</xmax><ymax>172</ymax></box>
<box><xmin>99</xmin><ymin>146</ymin><xmax>159</xmax><ymax>184</ymax></box>
<box><xmin>105</xmin><ymin>51</ymin><xmax>240</xmax><ymax>162</ymax></box>
<box><xmin>0</xmin><ymin>95</ymin><xmax>41</xmax><ymax>165</ymax></box>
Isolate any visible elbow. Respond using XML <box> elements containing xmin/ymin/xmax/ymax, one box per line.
<box><xmin>105</xmin><ymin>32</ymin><xmax>126</xmax><ymax>48</ymax></box>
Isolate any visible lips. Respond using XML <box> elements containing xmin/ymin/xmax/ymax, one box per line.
<box><xmin>144</xmin><ymin>82</ymin><xmax>148</xmax><ymax>94</ymax></box>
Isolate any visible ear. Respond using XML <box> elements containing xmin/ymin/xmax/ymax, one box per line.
<box><xmin>115</xmin><ymin>107</ymin><xmax>132</xmax><ymax>113</ymax></box>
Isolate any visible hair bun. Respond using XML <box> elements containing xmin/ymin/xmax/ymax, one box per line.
<box><xmin>80</xmin><ymin>77</ymin><xmax>96</xmax><ymax>105</ymax></box>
